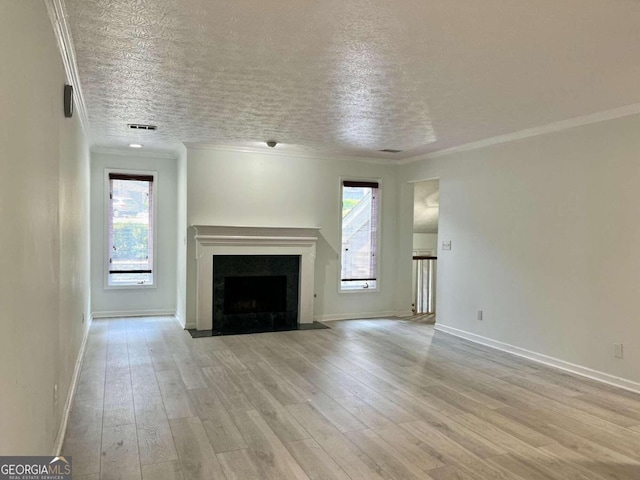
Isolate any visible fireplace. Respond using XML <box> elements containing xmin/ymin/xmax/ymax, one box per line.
<box><xmin>224</xmin><ymin>276</ymin><xmax>286</xmax><ymax>315</ymax></box>
<box><xmin>212</xmin><ymin>254</ymin><xmax>299</xmax><ymax>334</ymax></box>
<box><xmin>193</xmin><ymin>225</ymin><xmax>320</xmax><ymax>331</ymax></box>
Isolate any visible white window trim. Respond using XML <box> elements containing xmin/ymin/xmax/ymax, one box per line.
<box><xmin>338</xmin><ymin>176</ymin><xmax>382</xmax><ymax>294</ymax></box>
<box><xmin>103</xmin><ymin>168</ymin><xmax>159</xmax><ymax>290</ymax></box>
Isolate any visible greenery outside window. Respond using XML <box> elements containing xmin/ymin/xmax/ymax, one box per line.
<box><xmin>107</xmin><ymin>172</ymin><xmax>156</xmax><ymax>287</ymax></box>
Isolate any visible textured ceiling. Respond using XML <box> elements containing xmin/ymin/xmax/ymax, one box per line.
<box><xmin>64</xmin><ymin>0</ymin><xmax>640</xmax><ymax>159</ymax></box>
<box><xmin>414</xmin><ymin>180</ymin><xmax>439</xmax><ymax>233</ymax></box>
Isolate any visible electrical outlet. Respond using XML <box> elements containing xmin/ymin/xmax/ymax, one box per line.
<box><xmin>477</xmin><ymin>310</ymin><xmax>483</xmax><ymax>321</ymax></box>
<box><xmin>442</xmin><ymin>240</ymin><xmax>452</xmax><ymax>251</ymax></box>
<box><xmin>54</xmin><ymin>384</ymin><xmax>58</xmax><ymax>406</ymax></box>
<box><xmin>614</xmin><ymin>343</ymin><xmax>623</xmax><ymax>359</ymax></box>
<box><xmin>82</xmin><ymin>312</ymin><xmax>85</xmax><ymax>324</ymax></box>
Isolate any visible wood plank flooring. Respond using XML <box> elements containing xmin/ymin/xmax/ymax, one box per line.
<box><xmin>64</xmin><ymin>316</ymin><xmax>640</xmax><ymax>479</ymax></box>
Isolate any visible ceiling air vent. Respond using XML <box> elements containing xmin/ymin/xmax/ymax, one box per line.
<box><xmin>379</xmin><ymin>149</ymin><xmax>403</xmax><ymax>153</ymax></box>
<box><xmin>128</xmin><ymin>123</ymin><xmax>157</xmax><ymax>131</ymax></box>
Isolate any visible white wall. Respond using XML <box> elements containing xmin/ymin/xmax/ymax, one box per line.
<box><xmin>57</xmin><ymin>81</ymin><xmax>91</xmax><ymax>453</ymax></box>
<box><xmin>413</xmin><ymin>233</ymin><xmax>438</xmax><ymax>253</ymax></box>
<box><xmin>399</xmin><ymin>113</ymin><xmax>640</xmax><ymax>385</ymax></box>
<box><xmin>90</xmin><ymin>152</ymin><xmax>178</xmax><ymax>317</ymax></box>
<box><xmin>176</xmin><ymin>145</ymin><xmax>188</xmax><ymax>327</ymax></box>
<box><xmin>185</xmin><ymin>147</ymin><xmax>408</xmax><ymax>326</ymax></box>
<box><xmin>0</xmin><ymin>2</ymin><xmax>90</xmax><ymax>454</ymax></box>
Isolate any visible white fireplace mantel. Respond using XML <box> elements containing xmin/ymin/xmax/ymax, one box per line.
<box><xmin>193</xmin><ymin>225</ymin><xmax>320</xmax><ymax>331</ymax></box>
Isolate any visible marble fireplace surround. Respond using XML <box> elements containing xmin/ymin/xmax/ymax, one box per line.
<box><xmin>193</xmin><ymin>225</ymin><xmax>320</xmax><ymax>331</ymax></box>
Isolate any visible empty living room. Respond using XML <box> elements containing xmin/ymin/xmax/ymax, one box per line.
<box><xmin>3</xmin><ymin>1</ymin><xmax>640</xmax><ymax>479</ymax></box>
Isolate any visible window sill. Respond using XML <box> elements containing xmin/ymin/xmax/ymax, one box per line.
<box><xmin>105</xmin><ymin>283</ymin><xmax>157</xmax><ymax>290</ymax></box>
<box><xmin>339</xmin><ymin>288</ymin><xmax>380</xmax><ymax>294</ymax></box>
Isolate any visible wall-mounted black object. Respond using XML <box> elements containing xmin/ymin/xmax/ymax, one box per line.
<box><xmin>64</xmin><ymin>84</ymin><xmax>73</xmax><ymax>118</ymax></box>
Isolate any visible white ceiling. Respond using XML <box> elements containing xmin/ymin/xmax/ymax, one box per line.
<box><xmin>64</xmin><ymin>0</ymin><xmax>640</xmax><ymax>159</ymax></box>
<box><xmin>414</xmin><ymin>180</ymin><xmax>439</xmax><ymax>234</ymax></box>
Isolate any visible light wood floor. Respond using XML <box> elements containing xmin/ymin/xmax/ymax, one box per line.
<box><xmin>63</xmin><ymin>316</ymin><xmax>640</xmax><ymax>480</ymax></box>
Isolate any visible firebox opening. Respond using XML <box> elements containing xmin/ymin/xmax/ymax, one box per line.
<box><xmin>212</xmin><ymin>254</ymin><xmax>300</xmax><ymax>335</ymax></box>
<box><xmin>223</xmin><ymin>275</ymin><xmax>287</xmax><ymax>315</ymax></box>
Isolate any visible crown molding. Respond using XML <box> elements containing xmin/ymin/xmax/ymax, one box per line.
<box><xmin>45</xmin><ymin>0</ymin><xmax>92</xmax><ymax>141</ymax></box>
<box><xmin>184</xmin><ymin>143</ymin><xmax>399</xmax><ymax>166</ymax></box>
<box><xmin>399</xmin><ymin>102</ymin><xmax>640</xmax><ymax>165</ymax></box>
<box><xmin>91</xmin><ymin>146</ymin><xmax>179</xmax><ymax>159</ymax></box>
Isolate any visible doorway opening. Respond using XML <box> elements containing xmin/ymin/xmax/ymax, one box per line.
<box><xmin>412</xmin><ymin>179</ymin><xmax>439</xmax><ymax>323</ymax></box>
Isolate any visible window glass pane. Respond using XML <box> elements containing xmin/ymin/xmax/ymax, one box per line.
<box><xmin>341</xmin><ymin>183</ymin><xmax>378</xmax><ymax>290</ymax></box>
<box><xmin>108</xmin><ymin>176</ymin><xmax>153</xmax><ymax>286</ymax></box>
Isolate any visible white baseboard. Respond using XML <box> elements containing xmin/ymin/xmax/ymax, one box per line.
<box><xmin>53</xmin><ymin>313</ymin><xmax>93</xmax><ymax>455</ymax></box>
<box><xmin>174</xmin><ymin>314</ymin><xmax>193</xmax><ymax>330</ymax></box>
<box><xmin>184</xmin><ymin>322</ymin><xmax>197</xmax><ymax>329</ymax></box>
<box><xmin>92</xmin><ymin>309</ymin><xmax>176</xmax><ymax>319</ymax></box>
<box><xmin>435</xmin><ymin>324</ymin><xmax>640</xmax><ymax>395</ymax></box>
<box><xmin>315</xmin><ymin>310</ymin><xmax>413</xmax><ymax>322</ymax></box>
<box><xmin>174</xmin><ymin>313</ymin><xmax>184</xmax><ymax>328</ymax></box>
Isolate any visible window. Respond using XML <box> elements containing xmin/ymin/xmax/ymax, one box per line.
<box><xmin>107</xmin><ymin>172</ymin><xmax>155</xmax><ymax>287</ymax></box>
<box><xmin>340</xmin><ymin>180</ymin><xmax>379</xmax><ymax>291</ymax></box>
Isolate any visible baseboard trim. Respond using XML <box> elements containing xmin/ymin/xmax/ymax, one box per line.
<box><xmin>174</xmin><ymin>314</ymin><xmax>191</xmax><ymax>330</ymax></box>
<box><xmin>174</xmin><ymin>313</ymin><xmax>183</xmax><ymax>328</ymax></box>
<box><xmin>184</xmin><ymin>322</ymin><xmax>197</xmax><ymax>329</ymax></box>
<box><xmin>315</xmin><ymin>310</ymin><xmax>413</xmax><ymax>322</ymax></box>
<box><xmin>53</xmin><ymin>314</ymin><xmax>93</xmax><ymax>455</ymax></box>
<box><xmin>92</xmin><ymin>309</ymin><xmax>176</xmax><ymax>319</ymax></box>
<box><xmin>435</xmin><ymin>324</ymin><xmax>640</xmax><ymax>395</ymax></box>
